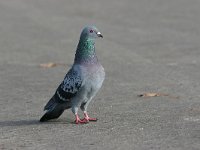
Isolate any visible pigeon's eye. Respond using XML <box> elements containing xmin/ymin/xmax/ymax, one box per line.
<box><xmin>90</xmin><ymin>30</ymin><xmax>93</xmax><ymax>33</ymax></box>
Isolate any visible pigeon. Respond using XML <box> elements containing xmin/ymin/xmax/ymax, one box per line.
<box><xmin>40</xmin><ymin>26</ymin><xmax>105</xmax><ymax>124</ymax></box>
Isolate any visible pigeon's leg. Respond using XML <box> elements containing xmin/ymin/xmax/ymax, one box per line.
<box><xmin>82</xmin><ymin>111</ymin><xmax>98</xmax><ymax>122</ymax></box>
<box><xmin>80</xmin><ymin>102</ymin><xmax>97</xmax><ymax>122</ymax></box>
<box><xmin>72</xmin><ymin>105</ymin><xmax>88</xmax><ymax>124</ymax></box>
<box><xmin>75</xmin><ymin>114</ymin><xmax>89</xmax><ymax>124</ymax></box>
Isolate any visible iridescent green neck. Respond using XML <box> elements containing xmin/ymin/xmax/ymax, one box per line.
<box><xmin>74</xmin><ymin>37</ymin><xmax>98</xmax><ymax>64</ymax></box>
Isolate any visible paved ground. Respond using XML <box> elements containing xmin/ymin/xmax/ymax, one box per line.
<box><xmin>0</xmin><ymin>0</ymin><xmax>200</xmax><ymax>149</ymax></box>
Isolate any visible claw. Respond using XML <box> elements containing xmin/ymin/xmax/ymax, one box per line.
<box><xmin>75</xmin><ymin>114</ymin><xmax>89</xmax><ymax>124</ymax></box>
<box><xmin>74</xmin><ymin>113</ymin><xmax>97</xmax><ymax>124</ymax></box>
<box><xmin>75</xmin><ymin>119</ymin><xmax>89</xmax><ymax>124</ymax></box>
<box><xmin>82</xmin><ymin>112</ymin><xmax>98</xmax><ymax>122</ymax></box>
<box><xmin>87</xmin><ymin>117</ymin><xmax>98</xmax><ymax>122</ymax></box>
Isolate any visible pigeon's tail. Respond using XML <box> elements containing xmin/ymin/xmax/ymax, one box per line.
<box><xmin>40</xmin><ymin>96</ymin><xmax>71</xmax><ymax>122</ymax></box>
<box><xmin>40</xmin><ymin>106</ymin><xmax>65</xmax><ymax>122</ymax></box>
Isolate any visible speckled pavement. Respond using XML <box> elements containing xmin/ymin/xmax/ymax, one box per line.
<box><xmin>0</xmin><ymin>0</ymin><xmax>200</xmax><ymax>149</ymax></box>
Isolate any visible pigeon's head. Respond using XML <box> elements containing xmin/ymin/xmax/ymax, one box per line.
<box><xmin>80</xmin><ymin>26</ymin><xmax>103</xmax><ymax>39</ymax></box>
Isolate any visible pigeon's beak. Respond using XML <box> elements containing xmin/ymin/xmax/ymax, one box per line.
<box><xmin>97</xmin><ymin>32</ymin><xmax>103</xmax><ymax>38</ymax></box>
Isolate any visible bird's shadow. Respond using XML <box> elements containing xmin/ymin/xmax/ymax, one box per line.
<box><xmin>0</xmin><ymin>119</ymin><xmax>73</xmax><ymax>127</ymax></box>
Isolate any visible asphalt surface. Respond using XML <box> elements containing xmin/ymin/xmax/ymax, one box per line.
<box><xmin>0</xmin><ymin>0</ymin><xmax>200</xmax><ymax>150</ymax></box>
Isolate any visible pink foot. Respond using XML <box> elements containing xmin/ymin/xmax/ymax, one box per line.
<box><xmin>75</xmin><ymin>114</ymin><xmax>89</xmax><ymax>124</ymax></box>
<box><xmin>81</xmin><ymin>112</ymin><xmax>98</xmax><ymax>122</ymax></box>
